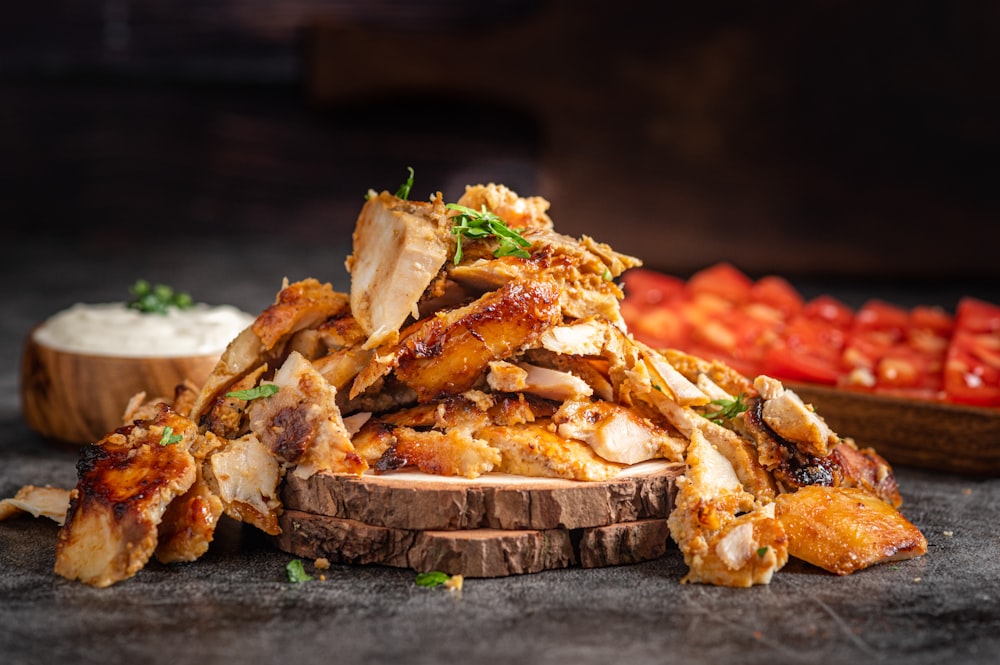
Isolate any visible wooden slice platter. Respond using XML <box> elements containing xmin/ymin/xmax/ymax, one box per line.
<box><xmin>274</xmin><ymin>460</ymin><xmax>682</xmax><ymax>577</ymax></box>
<box><xmin>789</xmin><ymin>382</ymin><xmax>1000</xmax><ymax>476</ymax></box>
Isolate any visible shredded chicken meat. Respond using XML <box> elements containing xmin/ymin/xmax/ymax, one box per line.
<box><xmin>43</xmin><ymin>180</ymin><xmax>926</xmax><ymax>588</ymax></box>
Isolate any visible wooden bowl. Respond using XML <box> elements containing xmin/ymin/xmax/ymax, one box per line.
<box><xmin>20</xmin><ymin>331</ymin><xmax>221</xmax><ymax>445</ymax></box>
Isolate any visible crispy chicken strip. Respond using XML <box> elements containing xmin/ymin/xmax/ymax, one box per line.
<box><xmin>356</xmin><ymin>278</ymin><xmax>562</xmax><ymax>402</ymax></box>
<box><xmin>775</xmin><ymin>485</ymin><xmax>927</xmax><ymax>575</ymax></box>
<box><xmin>54</xmin><ymin>404</ymin><xmax>200</xmax><ymax>588</ymax></box>
<box><xmin>252</xmin><ymin>278</ymin><xmax>349</xmax><ymax>351</ymax></box>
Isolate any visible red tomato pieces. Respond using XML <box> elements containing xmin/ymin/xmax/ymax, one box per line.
<box><xmin>944</xmin><ymin>298</ymin><xmax>1000</xmax><ymax>406</ymax></box>
<box><xmin>621</xmin><ymin>264</ymin><xmax>999</xmax><ymax>407</ymax></box>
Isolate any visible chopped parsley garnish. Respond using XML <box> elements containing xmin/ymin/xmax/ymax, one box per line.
<box><xmin>602</xmin><ymin>267</ymin><xmax>613</xmax><ymax>282</ymax></box>
<box><xmin>127</xmin><ymin>280</ymin><xmax>194</xmax><ymax>314</ymax></box>
<box><xmin>285</xmin><ymin>559</ymin><xmax>313</xmax><ymax>583</ymax></box>
<box><xmin>446</xmin><ymin>203</ymin><xmax>531</xmax><ymax>265</ymax></box>
<box><xmin>159</xmin><ymin>426</ymin><xmax>183</xmax><ymax>447</ymax></box>
<box><xmin>757</xmin><ymin>546</ymin><xmax>769</xmax><ymax>558</ymax></box>
<box><xmin>415</xmin><ymin>571</ymin><xmax>451</xmax><ymax>588</ymax></box>
<box><xmin>702</xmin><ymin>393</ymin><xmax>749</xmax><ymax>424</ymax></box>
<box><xmin>226</xmin><ymin>384</ymin><xmax>279</xmax><ymax>401</ymax></box>
<box><xmin>394</xmin><ymin>166</ymin><xmax>415</xmax><ymax>200</ymax></box>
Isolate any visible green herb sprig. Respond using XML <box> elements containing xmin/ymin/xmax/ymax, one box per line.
<box><xmin>226</xmin><ymin>384</ymin><xmax>279</xmax><ymax>401</ymax></box>
<box><xmin>702</xmin><ymin>393</ymin><xmax>749</xmax><ymax>424</ymax></box>
<box><xmin>285</xmin><ymin>559</ymin><xmax>313</xmax><ymax>583</ymax></box>
<box><xmin>395</xmin><ymin>166</ymin><xmax>415</xmax><ymax>200</ymax></box>
<box><xmin>127</xmin><ymin>280</ymin><xmax>194</xmax><ymax>314</ymax></box>
<box><xmin>415</xmin><ymin>571</ymin><xmax>451</xmax><ymax>588</ymax></box>
<box><xmin>446</xmin><ymin>203</ymin><xmax>531</xmax><ymax>265</ymax></box>
<box><xmin>159</xmin><ymin>426</ymin><xmax>183</xmax><ymax>447</ymax></box>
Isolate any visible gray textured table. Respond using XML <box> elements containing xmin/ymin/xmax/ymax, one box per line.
<box><xmin>2</xmin><ymin>238</ymin><xmax>998</xmax><ymax>665</ymax></box>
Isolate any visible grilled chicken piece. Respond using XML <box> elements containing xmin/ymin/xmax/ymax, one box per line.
<box><xmin>537</xmin><ymin>318</ymin><xmax>610</xmax><ymax>356</ymax></box>
<box><xmin>54</xmin><ymin>404</ymin><xmax>200</xmax><ymax>588</ymax></box>
<box><xmin>346</xmin><ymin>191</ymin><xmax>451</xmax><ymax>349</ymax></box>
<box><xmin>456</xmin><ymin>183</ymin><xmax>555</xmax><ymax>232</ymax></box>
<box><xmin>190</xmin><ymin>279</ymin><xmax>348</xmax><ymax>421</ymax></box>
<box><xmin>362</xmin><ymin>394</ymin><xmax>500</xmax><ymax>477</ymax></box>
<box><xmin>661</xmin><ymin>349</ymin><xmax>755</xmax><ymax>399</ymax></box>
<box><xmin>553</xmin><ymin>398</ymin><xmax>686</xmax><ymax>465</ymax></box>
<box><xmin>199</xmin><ymin>365</ymin><xmax>267</xmax><ymax>439</ymax></box>
<box><xmin>488</xmin><ymin>392</ymin><xmax>559</xmax><ymax>425</ymax></box>
<box><xmin>375</xmin><ymin>426</ymin><xmax>501</xmax><ymax>478</ymax></box>
<box><xmin>354</xmin><ymin>278</ymin><xmax>562</xmax><ymax>401</ymax></box>
<box><xmin>449</xmin><ymin>237</ymin><xmax>636</xmax><ymax>326</ymax></box>
<box><xmin>830</xmin><ymin>441</ymin><xmax>902</xmax><ymax>508</ymax></box>
<box><xmin>753</xmin><ymin>375</ymin><xmax>839</xmax><ymax>458</ymax></box>
<box><xmin>650</xmin><ymin>394</ymin><xmax>778</xmax><ymax>500</ymax></box>
<box><xmin>0</xmin><ymin>485</ymin><xmax>71</xmax><ymax>525</ymax></box>
<box><xmin>206</xmin><ymin>432</ymin><xmax>283</xmax><ymax>534</ymax></box>
<box><xmin>312</xmin><ymin>346</ymin><xmax>374</xmax><ymax>391</ymax></box>
<box><xmin>253</xmin><ymin>278</ymin><xmax>350</xmax><ymax>351</ymax></box>
<box><xmin>478</xmin><ymin>422</ymin><xmax>624</xmax><ymax>481</ymax></box>
<box><xmin>154</xmin><ymin>475</ymin><xmax>224</xmax><ymax>564</ymax></box>
<box><xmin>487</xmin><ymin>360</ymin><xmax>594</xmax><ymax>401</ymax></box>
<box><xmin>775</xmin><ymin>485</ymin><xmax>927</xmax><ymax>575</ymax></box>
<box><xmin>248</xmin><ymin>351</ymin><xmax>366</xmax><ymax>479</ymax></box>
<box><xmin>351</xmin><ymin>418</ymin><xmax>398</xmax><ymax>466</ymax></box>
<box><xmin>521</xmin><ymin>348</ymin><xmax>615</xmax><ymax>401</ymax></box>
<box><xmin>743</xmin><ymin>394</ymin><xmax>843</xmax><ymax>491</ymax></box>
<box><xmin>742</xmin><ymin>395</ymin><xmax>902</xmax><ymax>505</ymax></box>
<box><xmin>667</xmin><ymin>429</ymin><xmax>788</xmax><ymax>587</ymax></box>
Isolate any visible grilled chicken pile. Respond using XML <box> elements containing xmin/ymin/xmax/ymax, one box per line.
<box><xmin>42</xmin><ymin>183</ymin><xmax>926</xmax><ymax>587</ymax></box>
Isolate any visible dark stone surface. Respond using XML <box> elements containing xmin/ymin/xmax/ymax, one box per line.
<box><xmin>2</xmin><ymin>237</ymin><xmax>999</xmax><ymax>665</ymax></box>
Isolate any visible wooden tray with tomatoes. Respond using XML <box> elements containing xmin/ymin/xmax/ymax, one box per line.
<box><xmin>621</xmin><ymin>263</ymin><xmax>1000</xmax><ymax>476</ymax></box>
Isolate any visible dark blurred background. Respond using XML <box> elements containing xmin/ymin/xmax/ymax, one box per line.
<box><xmin>2</xmin><ymin>0</ymin><xmax>998</xmax><ymax>288</ymax></box>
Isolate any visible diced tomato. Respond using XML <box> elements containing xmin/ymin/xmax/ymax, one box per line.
<box><xmin>627</xmin><ymin>306</ymin><xmax>689</xmax><ymax>350</ymax></box>
<box><xmin>620</xmin><ymin>269</ymin><xmax>686</xmax><ymax>309</ymax></box>
<box><xmin>802</xmin><ymin>295</ymin><xmax>854</xmax><ymax>329</ymax></box>
<box><xmin>762</xmin><ymin>317</ymin><xmax>846</xmax><ymax>385</ymax></box>
<box><xmin>943</xmin><ymin>298</ymin><xmax>1000</xmax><ymax>406</ymax></box>
<box><xmin>853</xmin><ymin>299</ymin><xmax>910</xmax><ymax>337</ymax></box>
<box><xmin>944</xmin><ymin>346</ymin><xmax>1000</xmax><ymax>406</ymax></box>
<box><xmin>910</xmin><ymin>305</ymin><xmax>954</xmax><ymax>337</ymax></box>
<box><xmin>749</xmin><ymin>275</ymin><xmax>804</xmax><ymax>318</ymax></box>
<box><xmin>686</xmin><ymin>263</ymin><xmax>753</xmax><ymax>304</ymax></box>
<box><xmin>763</xmin><ymin>343</ymin><xmax>842</xmax><ymax>385</ymax></box>
<box><xmin>956</xmin><ymin>297</ymin><xmax>1000</xmax><ymax>333</ymax></box>
<box><xmin>620</xmin><ymin>264</ymin><xmax>1000</xmax><ymax>408</ymax></box>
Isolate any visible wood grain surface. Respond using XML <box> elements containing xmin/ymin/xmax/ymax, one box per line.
<box><xmin>281</xmin><ymin>461</ymin><xmax>682</xmax><ymax>531</ymax></box>
<box><xmin>19</xmin><ymin>334</ymin><xmax>219</xmax><ymax>445</ymax></box>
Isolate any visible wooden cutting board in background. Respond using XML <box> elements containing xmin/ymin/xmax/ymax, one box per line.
<box><xmin>789</xmin><ymin>382</ymin><xmax>1000</xmax><ymax>476</ymax></box>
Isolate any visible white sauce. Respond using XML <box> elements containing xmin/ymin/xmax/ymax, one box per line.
<box><xmin>33</xmin><ymin>302</ymin><xmax>256</xmax><ymax>357</ymax></box>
